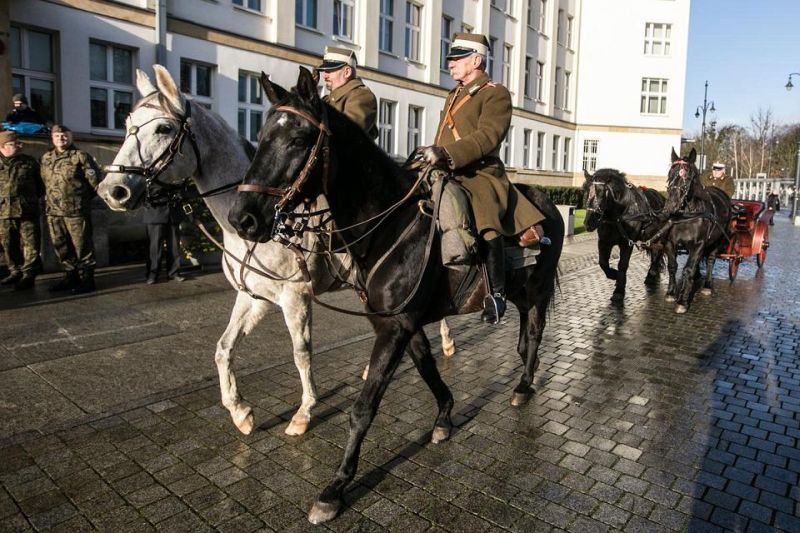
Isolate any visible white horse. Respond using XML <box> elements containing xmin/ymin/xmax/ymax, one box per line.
<box><xmin>98</xmin><ymin>65</ymin><xmax>455</xmax><ymax>436</ymax></box>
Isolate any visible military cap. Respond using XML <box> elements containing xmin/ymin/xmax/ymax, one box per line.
<box><xmin>11</xmin><ymin>93</ymin><xmax>28</xmax><ymax>104</ymax></box>
<box><xmin>712</xmin><ymin>162</ymin><xmax>725</xmax><ymax>170</ymax></box>
<box><xmin>0</xmin><ymin>130</ymin><xmax>18</xmax><ymax>144</ymax></box>
<box><xmin>51</xmin><ymin>124</ymin><xmax>72</xmax><ymax>134</ymax></box>
<box><xmin>317</xmin><ymin>47</ymin><xmax>357</xmax><ymax>72</ymax></box>
<box><xmin>446</xmin><ymin>33</ymin><xmax>491</xmax><ymax>60</ymax></box>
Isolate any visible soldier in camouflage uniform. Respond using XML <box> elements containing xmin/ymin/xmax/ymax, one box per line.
<box><xmin>317</xmin><ymin>47</ymin><xmax>378</xmax><ymax>139</ymax></box>
<box><xmin>0</xmin><ymin>130</ymin><xmax>43</xmax><ymax>291</ymax></box>
<box><xmin>40</xmin><ymin>125</ymin><xmax>103</xmax><ymax>294</ymax></box>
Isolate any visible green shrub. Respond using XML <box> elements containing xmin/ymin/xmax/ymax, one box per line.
<box><xmin>537</xmin><ymin>186</ymin><xmax>585</xmax><ymax>208</ymax></box>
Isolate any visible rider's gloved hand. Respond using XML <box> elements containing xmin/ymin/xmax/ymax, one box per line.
<box><xmin>420</xmin><ymin>145</ymin><xmax>453</xmax><ymax>170</ymax></box>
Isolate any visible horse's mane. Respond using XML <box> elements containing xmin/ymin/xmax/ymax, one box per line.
<box><xmin>593</xmin><ymin>168</ymin><xmax>629</xmax><ymax>186</ymax></box>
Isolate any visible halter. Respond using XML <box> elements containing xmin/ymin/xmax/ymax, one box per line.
<box><xmin>238</xmin><ymin>105</ymin><xmax>331</xmax><ymax>221</ymax></box>
<box><xmin>103</xmin><ymin>95</ymin><xmax>204</xmax><ymax>206</ymax></box>
<box><xmin>668</xmin><ymin>159</ymin><xmax>694</xmax><ymax>210</ymax></box>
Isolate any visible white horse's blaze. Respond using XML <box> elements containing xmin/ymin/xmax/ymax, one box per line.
<box><xmin>277</xmin><ymin>114</ymin><xmax>289</xmax><ymax>127</ymax></box>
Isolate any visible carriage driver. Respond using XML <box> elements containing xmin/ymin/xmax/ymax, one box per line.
<box><xmin>703</xmin><ymin>162</ymin><xmax>735</xmax><ymax>198</ymax></box>
<box><xmin>420</xmin><ymin>33</ymin><xmax>547</xmax><ymax>325</ymax></box>
<box><xmin>316</xmin><ymin>47</ymin><xmax>378</xmax><ymax>140</ymax></box>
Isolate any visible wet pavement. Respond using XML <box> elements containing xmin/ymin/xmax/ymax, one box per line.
<box><xmin>1</xmin><ymin>220</ymin><xmax>798</xmax><ymax>531</ymax></box>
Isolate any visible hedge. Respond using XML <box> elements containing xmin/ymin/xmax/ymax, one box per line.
<box><xmin>537</xmin><ymin>186</ymin><xmax>585</xmax><ymax>209</ymax></box>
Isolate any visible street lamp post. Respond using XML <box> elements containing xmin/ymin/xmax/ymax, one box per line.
<box><xmin>786</xmin><ymin>73</ymin><xmax>800</xmax><ymax>219</ymax></box>
<box><xmin>694</xmin><ymin>80</ymin><xmax>716</xmax><ymax>171</ymax></box>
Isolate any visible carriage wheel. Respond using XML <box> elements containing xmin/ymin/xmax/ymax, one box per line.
<box><xmin>728</xmin><ymin>258</ymin><xmax>739</xmax><ymax>281</ymax></box>
<box><xmin>757</xmin><ymin>248</ymin><xmax>767</xmax><ymax>268</ymax></box>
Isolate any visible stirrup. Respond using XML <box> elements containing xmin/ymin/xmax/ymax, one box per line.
<box><xmin>481</xmin><ymin>292</ymin><xmax>506</xmax><ymax>324</ymax></box>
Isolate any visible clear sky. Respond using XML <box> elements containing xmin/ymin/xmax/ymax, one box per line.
<box><xmin>682</xmin><ymin>0</ymin><xmax>800</xmax><ymax>134</ymax></box>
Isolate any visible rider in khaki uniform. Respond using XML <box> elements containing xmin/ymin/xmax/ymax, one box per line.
<box><xmin>0</xmin><ymin>131</ymin><xmax>43</xmax><ymax>291</ymax></box>
<box><xmin>41</xmin><ymin>125</ymin><xmax>103</xmax><ymax>294</ymax></box>
<box><xmin>701</xmin><ymin>162</ymin><xmax>735</xmax><ymax>198</ymax></box>
<box><xmin>420</xmin><ymin>33</ymin><xmax>546</xmax><ymax>324</ymax></box>
<box><xmin>317</xmin><ymin>47</ymin><xmax>378</xmax><ymax>139</ymax></box>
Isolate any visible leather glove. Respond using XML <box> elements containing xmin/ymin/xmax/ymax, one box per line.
<box><xmin>420</xmin><ymin>145</ymin><xmax>452</xmax><ymax>169</ymax></box>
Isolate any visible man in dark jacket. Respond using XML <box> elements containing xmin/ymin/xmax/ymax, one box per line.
<box><xmin>143</xmin><ymin>203</ymin><xmax>184</xmax><ymax>284</ymax></box>
<box><xmin>0</xmin><ymin>130</ymin><xmax>43</xmax><ymax>290</ymax></box>
<box><xmin>5</xmin><ymin>94</ymin><xmax>44</xmax><ymax>125</ymax></box>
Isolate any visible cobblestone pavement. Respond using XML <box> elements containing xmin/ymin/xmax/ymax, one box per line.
<box><xmin>1</xmin><ymin>221</ymin><xmax>799</xmax><ymax>532</ymax></box>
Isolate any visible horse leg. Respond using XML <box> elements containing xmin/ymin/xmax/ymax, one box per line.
<box><xmin>644</xmin><ymin>248</ymin><xmax>663</xmax><ymax>286</ymax></box>
<box><xmin>511</xmin><ymin>300</ymin><xmax>546</xmax><ymax>407</ymax></box>
<box><xmin>439</xmin><ymin>318</ymin><xmax>456</xmax><ymax>357</ymax></box>
<box><xmin>611</xmin><ymin>244</ymin><xmax>633</xmax><ymax>303</ymax></box>
<box><xmin>280</xmin><ymin>289</ymin><xmax>317</xmax><ymax>436</ymax></box>
<box><xmin>406</xmin><ymin>330</ymin><xmax>454</xmax><ymax>443</ymax></box>
<box><xmin>701</xmin><ymin>253</ymin><xmax>716</xmax><ymax>296</ymax></box>
<box><xmin>676</xmin><ymin>246</ymin><xmax>701</xmax><ymax>313</ymax></box>
<box><xmin>308</xmin><ymin>324</ymin><xmax>411</xmax><ymax>524</ymax></box>
<box><xmin>598</xmin><ymin>239</ymin><xmax>618</xmax><ymax>280</ymax></box>
<box><xmin>665</xmin><ymin>241</ymin><xmax>678</xmax><ymax>302</ymax></box>
<box><xmin>215</xmin><ymin>291</ymin><xmax>269</xmax><ymax>435</ymax></box>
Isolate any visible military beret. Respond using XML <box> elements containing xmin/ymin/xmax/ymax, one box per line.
<box><xmin>0</xmin><ymin>130</ymin><xmax>18</xmax><ymax>144</ymax></box>
<box><xmin>317</xmin><ymin>47</ymin><xmax>357</xmax><ymax>72</ymax></box>
<box><xmin>51</xmin><ymin>124</ymin><xmax>72</xmax><ymax>134</ymax></box>
<box><xmin>446</xmin><ymin>33</ymin><xmax>491</xmax><ymax>60</ymax></box>
<box><xmin>12</xmin><ymin>93</ymin><xmax>28</xmax><ymax>104</ymax></box>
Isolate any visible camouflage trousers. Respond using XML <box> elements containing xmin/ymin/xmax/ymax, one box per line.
<box><xmin>47</xmin><ymin>215</ymin><xmax>96</xmax><ymax>272</ymax></box>
<box><xmin>0</xmin><ymin>218</ymin><xmax>41</xmax><ymax>274</ymax></box>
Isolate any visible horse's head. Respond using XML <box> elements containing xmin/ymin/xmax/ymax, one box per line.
<box><xmin>98</xmin><ymin>65</ymin><xmax>200</xmax><ymax>211</ymax></box>
<box><xmin>229</xmin><ymin>67</ymin><xmax>327</xmax><ymax>242</ymax></box>
<box><xmin>582</xmin><ymin>168</ymin><xmax>627</xmax><ymax>231</ymax></box>
<box><xmin>664</xmin><ymin>147</ymin><xmax>699</xmax><ymax>213</ymax></box>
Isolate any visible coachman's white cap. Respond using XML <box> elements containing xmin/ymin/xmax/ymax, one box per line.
<box><xmin>317</xmin><ymin>47</ymin><xmax>357</xmax><ymax>72</ymax></box>
<box><xmin>446</xmin><ymin>33</ymin><xmax>491</xmax><ymax>60</ymax></box>
<box><xmin>712</xmin><ymin>162</ymin><xmax>725</xmax><ymax>170</ymax></box>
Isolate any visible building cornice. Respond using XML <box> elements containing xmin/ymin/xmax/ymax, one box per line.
<box><xmin>576</xmin><ymin>124</ymin><xmax>683</xmax><ymax>135</ymax></box>
<box><xmin>44</xmin><ymin>0</ymin><xmax>154</xmax><ymax>27</ymax></box>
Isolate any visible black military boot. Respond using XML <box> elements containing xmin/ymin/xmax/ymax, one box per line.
<box><xmin>49</xmin><ymin>270</ymin><xmax>80</xmax><ymax>292</ymax></box>
<box><xmin>1</xmin><ymin>272</ymin><xmax>22</xmax><ymax>286</ymax></box>
<box><xmin>480</xmin><ymin>236</ymin><xmax>507</xmax><ymax>325</ymax></box>
<box><xmin>13</xmin><ymin>274</ymin><xmax>36</xmax><ymax>291</ymax></box>
<box><xmin>72</xmin><ymin>269</ymin><xmax>96</xmax><ymax>294</ymax></box>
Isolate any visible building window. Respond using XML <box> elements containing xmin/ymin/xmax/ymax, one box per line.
<box><xmin>583</xmin><ymin>139</ymin><xmax>599</xmax><ymax>172</ymax></box>
<box><xmin>233</xmin><ymin>0</ymin><xmax>262</xmax><ymax>12</ymax></box>
<box><xmin>524</xmin><ymin>56</ymin><xmax>532</xmax><ymax>98</ymax></box>
<box><xmin>378</xmin><ymin>99</ymin><xmax>396</xmax><ymax>154</ymax></box>
<box><xmin>557</xmin><ymin>9</ymin><xmax>564</xmax><ymax>45</ymax></box>
<box><xmin>295</xmin><ymin>0</ymin><xmax>318</xmax><ymax>28</ymax></box>
<box><xmin>333</xmin><ymin>0</ymin><xmax>354</xmax><ymax>40</ymax></box>
<box><xmin>237</xmin><ymin>71</ymin><xmax>264</xmax><ymax>143</ymax></box>
<box><xmin>408</xmin><ymin>105</ymin><xmax>423</xmax><ymax>152</ymax></box>
<box><xmin>9</xmin><ymin>25</ymin><xmax>57</xmax><ymax>123</ymax></box>
<box><xmin>563</xmin><ymin>137</ymin><xmax>571</xmax><ymax>171</ymax></box>
<box><xmin>563</xmin><ymin>71</ymin><xmax>571</xmax><ymax>111</ymax></box>
<box><xmin>505</xmin><ymin>0</ymin><xmax>515</xmax><ymax>16</ymax></box>
<box><xmin>527</xmin><ymin>2</ymin><xmax>533</xmax><ymax>27</ymax></box>
<box><xmin>566</xmin><ymin>16</ymin><xmax>574</xmax><ymax>48</ymax></box>
<box><xmin>180</xmin><ymin>59</ymin><xmax>214</xmax><ymax>109</ymax></box>
<box><xmin>488</xmin><ymin>37</ymin><xmax>497</xmax><ymax>79</ymax></box>
<box><xmin>379</xmin><ymin>0</ymin><xmax>393</xmax><ymax>53</ymax></box>
<box><xmin>404</xmin><ymin>2</ymin><xmax>421</xmax><ymax>62</ymax></box>
<box><xmin>554</xmin><ymin>67</ymin><xmax>561</xmax><ymax>108</ymax></box>
<box><xmin>539</xmin><ymin>0</ymin><xmax>547</xmax><ymax>34</ymax></box>
<box><xmin>502</xmin><ymin>44</ymin><xmax>512</xmax><ymax>87</ymax></box>
<box><xmin>644</xmin><ymin>22</ymin><xmax>672</xmax><ymax>55</ymax></box>
<box><xmin>501</xmin><ymin>126</ymin><xmax>513</xmax><ymax>166</ymax></box>
<box><xmin>536</xmin><ymin>132</ymin><xmax>544</xmax><ymax>169</ymax></box>
<box><xmin>536</xmin><ymin>61</ymin><xmax>545</xmax><ymax>101</ymax></box>
<box><xmin>440</xmin><ymin>15</ymin><xmax>452</xmax><ymax>72</ymax></box>
<box><xmin>89</xmin><ymin>41</ymin><xmax>135</xmax><ymax>131</ymax></box>
<box><xmin>640</xmin><ymin>77</ymin><xmax>668</xmax><ymax>114</ymax></box>
<box><xmin>552</xmin><ymin>134</ymin><xmax>560</xmax><ymax>170</ymax></box>
<box><xmin>522</xmin><ymin>129</ymin><xmax>532</xmax><ymax>168</ymax></box>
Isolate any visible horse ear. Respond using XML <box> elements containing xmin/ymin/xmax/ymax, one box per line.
<box><xmin>136</xmin><ymin>69</ymin><xmax>157</xmax><ymax>97</ymax></box>
<box><xmin>296</xmin><ymin>66</ymin><xmax>320</xmax><ymax>104</ymax></box>
<box><xmin>584</xmin><ymin>169</ymin><xmax>592</xmax><ymax>181</ymax></box>
<box><xmin>260</xmin><ymin>72</ymin><xmax>288</xmax><ymax>105</ymax></box>
<box><xmin>153</xmin><ymin>64</ymin><xmax>184</xmax><ymax>114</ymax></box>
<box><xmin>688</xmin><ymin>148</ymin><xmax>697</xmax><ymax>164</ymax></box>
<box><xmin>671</xmin><ymin>147</ymin><xmax>680</xmax><ymax>162</ymax></box>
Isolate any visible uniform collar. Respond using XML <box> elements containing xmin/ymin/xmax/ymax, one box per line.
<box><xmin>329</xmin><ymin>77</ymin><xmax>364</xmax><ymax>101</ymax></box>
<box><xmin>457</xmin><ymin>71</ymin><xmax>490</xmax><ymax>95</ymax></box>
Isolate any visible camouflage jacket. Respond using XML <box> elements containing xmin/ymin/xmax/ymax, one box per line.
<box><xmin>0</xmin><ymin>153</ymin><xmax>43</xmax><ymax>219</ymax></box>
<box><xmin>41</xmin><ymin>146</ymin><xmax>103</xmax><ymax>216</ymax></box>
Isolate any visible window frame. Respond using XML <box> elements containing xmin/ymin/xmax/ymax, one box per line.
<box><xmin>554</xmin><ymin>66</ymin><xmax>561</xmax><ymax>108</ymax></box>
<box><xmin>524</xmin><ymin>56</ymin><xmax>532</xmax><ymax>98</ymax></box>
<box><xmin>295</xmin><ymin>0</ymin><xmax>318</xmax><ymax>29</ymax></box>
<box><xmin>404</xmin><ymin>1</ymin><xmax>422</xmax><ymax>62</ymax></box>
<box><xmin>9</xmin><ymin>24</ymin><xmax>58</xmax><ymax>124</ymax></box>
<box><xmin>522</xmin><ymin>128</ymin><xmax>532</xmax><ymax>169</ymax></box>
<box><xmin>407</xmin><ymin>104</ymin><xmax>424</xmax><ymax>153</ymax></box>
<box><xmin>501</xmin><ymin>125</ymin><xmax>513</xmax><ymax>167</ymax></box>
<box><xmin>551</xmin><ymin>134</ymin><xmax>560</xmax><ymax>170</ymax></box>
<box><xmin>536</xmin><ymin>61</ymin><xmax>545</xmax><ymax>102</ymax></box>
<box><xmin>237</xmin><ymin>70</ymin><xmax>266</xmax><ymax>143</ymax></box>
<box><xmin>562</xmin><ymin>137</ymin><xmax>571</xmax><ymax>171</ymax></box>
<box><xmin>333</xmin><ymin>0</ymin><xmax>355</xmax><ymax>41</ymax></box>
<box><xmin>536</xmin><ymin>131</ymin><xmax>545</xmax><ymax>169</ymax></box>
<box><xmin>379</xmin><ymin>0</ymin><xmax>394</xmax><ymax>53</ymax></box>
<box><xmin>582</xmin><ymin>139</ymin><xmax>599</xmax><ymax>172</ymax></box>
<box><xmin>180</xmin><ymin>58</ymin><xmax>215</xmax><ymax>109</ymax></box>
<box><xmin>644</xmin><ymin>22</ymin><xmax>672</xmax><ymax>56</ymax></box>
<box><xmin>89</xmin><ymin>40</ymin><xmax>136</xmax><ymax>133</ymax></box>
<box><xmin>539</xmin><ymin>0</ymin><xmax>547</xmax><ymax>34</ymax></box>
<box><xmin>563</xmin><ymin>71</ymin><xmax>571</xmax><ymax>111</ymax></box>
<box><xmin>440</xmin><ymin>15</ymin><xmax>452</xmax><ymax>72</ymax></box>
<box><xmin>232</xmin><ymin>0</ymin><xmax>263</xmax><ymax>14</ymax></box>
<box><xmin>640</xmin><ymin>77</ymin><xmax>668</xmax><ymax>115</ymax></box>
<box><xmin>488</xmin><ymin>36</ymin><xmax>497</xmax><ymax>79</ymax></box>
<box><xmin>378</xmin><ymin>99</ymin><xmax>397</xmax><ymax>154</ymax></box>
<box><xmin>502</xmin><ymin>43</ymin><xmax>513</xmax><ymax>87</ymax></box>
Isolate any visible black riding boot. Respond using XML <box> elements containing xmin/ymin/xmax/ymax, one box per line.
<box><xmin>480</xmin><ymin>236</ymin><xmax>507</xmax><ymax>324</ymax></box>
<box><xmin>49</xmin><ymin>270</ymin><xmax>80</xmax><ymax>292</ymax></box>
<box><xmin>1</xmin><ymin>272</ymin><xmax>22</xmax><ymax>286</ymax></box>
<box><xmin>72</xmin><ymin>269</ymin><xmax>96</xmax><ymax>294</ymax></box>
<box><xmin>14</xmin><ymin>273</ymin><xmax>36</xmax><ymax>291</ymax></box>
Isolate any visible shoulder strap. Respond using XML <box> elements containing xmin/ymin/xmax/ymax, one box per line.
<box><xmin>435</xmin><ymin>80</ymin><xmax>491</xmax><ymax>143</ymax></box>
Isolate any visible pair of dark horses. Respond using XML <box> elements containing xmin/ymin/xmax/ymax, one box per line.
<box><xmin>583</xmin><ymin>148</ymin><xmax>731</xmax><ymax>314</ymax></box>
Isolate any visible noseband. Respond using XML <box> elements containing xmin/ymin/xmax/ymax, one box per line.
<box><xmin>104</xmin><ymin>96</ymin><xmax>203</xmax><ymax>205</ymax></box>
<box><xmin>237</xmin><ymin>105</ymin><xmax>331</xmax><ymax>212</ymax></box>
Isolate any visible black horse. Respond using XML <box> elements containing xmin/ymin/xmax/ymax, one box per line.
<box><xmin>228</xmin><ymin>68</ymin><xmax>564</xmax><ymax>523</ymax></box>
<box><xmin>582</xmin><ymin>168</ymin><xmax>665</xmax><ymax>303</ymax></box>
<box><xmin>660</xmin><ymin>148</ymin><xmax>731</xmax><ymax>313</ymax></box>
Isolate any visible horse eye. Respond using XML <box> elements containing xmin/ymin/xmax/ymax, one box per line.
<box><xmin>155</xmin><ymin>124</ymin><xmax>173</xmax><ymax>134</ymax></box>
<box><xmin>291</xmin><ymin>137</ymin><xmax>306</xmax><ymax>147</ymax></box>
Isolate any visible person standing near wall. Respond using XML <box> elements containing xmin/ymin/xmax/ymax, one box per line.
<box><xmin>143</xmin><ymin>202</ymin><xmax>184</xmax><ymax>284</ymax></box>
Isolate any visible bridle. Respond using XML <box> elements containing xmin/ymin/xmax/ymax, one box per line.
<box><xmin>103</xmin><ymin>95</ymin><xmax>205</xmax><ymax>206</ymax></box>
<box><xmin>668</xmin><ymin>158</ymin><xmax>694</xmax><ymax>210</ymax></box>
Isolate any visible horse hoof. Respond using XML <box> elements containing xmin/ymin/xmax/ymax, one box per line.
<box><xmin>361</xmin><ymin>364</ymin><xmax>370</xmax><ymax>381</ymax></box>
<box><xmin>442</xmin><ymin>342</ymin><xmax>456</xmax><ymax>358</ymax></box>
<box><xmin>431</xmin><ymin>426</ymin><xmax>451</xmax><ymax>444</ymax></box>
<box><xmin>665</xmin><ymin>294</ymin><xmax>675</xmax><ymax>303</ymax></box>
<box><xmin>285</xmin><ymin>417</ymin><xmax>309</xmax><ymax>436</ymax></box>
<box><xmin>675</xmin><ymin>305</ymin><xmax>688</xmax><ymax>314</ymax></box>
<box><xmin>308</xmin><ymin>500</ymin><xmax>341</xmax><ymax>524</ymax></box>
<box><xmin>700</xmin><ymin>288</ymin><xmax>712</xmax><ymax>296</ymax></box>
<box><xmin>234</xmin><ymin>410</ymin><xmax>255</xmax><ymax>435</ymax></box>
<box><xmin>511</xmin><ymin>391</ymin><xmax>532</xmax><ymax>407</ymax></box>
